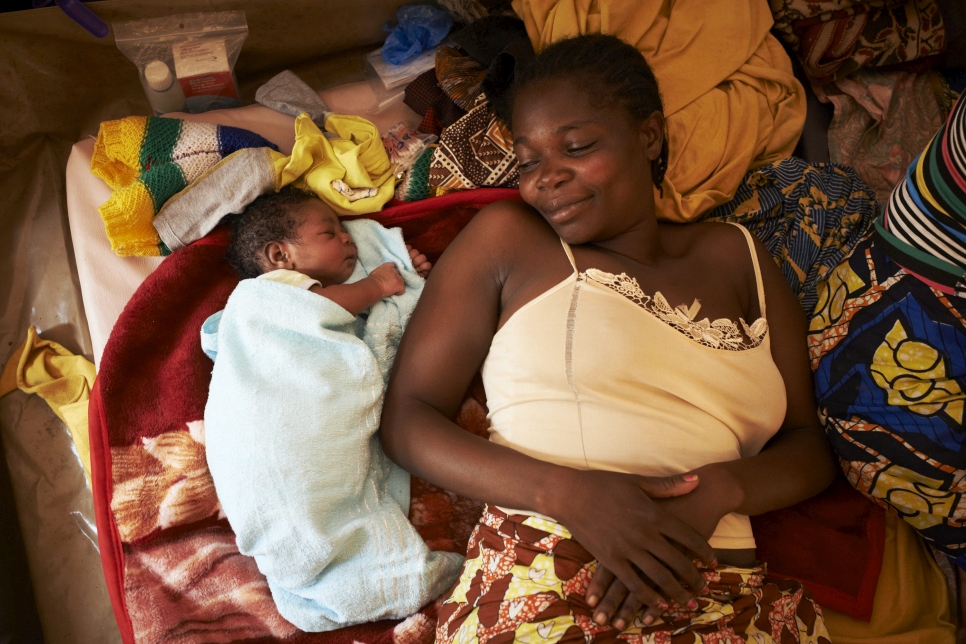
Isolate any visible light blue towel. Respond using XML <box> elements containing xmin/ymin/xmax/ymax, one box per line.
<box><xmin>202</xmin><ymin>218</ymin><xmax>463</xmax><ymax>632</ymax></box>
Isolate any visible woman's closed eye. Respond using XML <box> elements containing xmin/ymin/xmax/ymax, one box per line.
<box><xmin>566</xmin><ymin>142</ymin><xmax>594</xmax><ymax>155</ymax></box>
<box><xmin>518</xmin><ymin>158</ymin><xmax>540</xmax><ymax>174</ymax></box>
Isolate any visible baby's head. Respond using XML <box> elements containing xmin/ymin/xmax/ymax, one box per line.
<box><xmin>227</xmin><ymin>187</ymin><xmax>357</xmax><ymax>286</ymax></box>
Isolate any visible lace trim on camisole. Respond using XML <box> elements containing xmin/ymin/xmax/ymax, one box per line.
<box><xmin>583</xmin><ymin>268</ymin><xmax>768</xmax><ymax>351</ymax></box>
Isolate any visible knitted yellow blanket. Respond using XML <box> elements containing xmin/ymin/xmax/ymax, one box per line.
<box><xmin>91</xmin><ymin>114</ymin><xmax>397</xmax><ymax>256</ymax></box>
<box><xmin>90</xmin><ymin>116</ymin><xmax>279</xmax><ymax>256</ymax></box>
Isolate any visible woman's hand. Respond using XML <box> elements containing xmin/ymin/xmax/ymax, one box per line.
<box><xmin>546</xmin><ymin>469</ymin><xmax>716</xmax><ymax>626</ymax></box>
<box><xmin>583</xmin><ymin>464</ymin><xmax>736</xmax><ymax>629</ymax></box>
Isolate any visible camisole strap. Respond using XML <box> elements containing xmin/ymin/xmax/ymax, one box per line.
<box><xmin>727</xmin><ymin>223</ymin><xmax>767</xmax><ymax>319</ymax></box>
<box><xmin>560</xmin><ymin>238</ymin><xmax>578</xmax><ymax>273</ymax></box>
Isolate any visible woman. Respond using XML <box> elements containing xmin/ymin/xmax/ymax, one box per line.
<box><xmin>381</xmin><ymin>34</ymin><xmax>837</xmax><ymax>642</ymax></box>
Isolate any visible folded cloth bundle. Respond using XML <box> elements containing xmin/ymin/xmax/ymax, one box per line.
<box><xmin>819</xmin><ymin>68</ymin><xmax>951</xmax><ymax>205</ymax></box>
<box><xmin>771</xmin><ymin>0</ymin><xmax>947</xmax><ymax>84</ymax></box>
<box><xmin>512</xmin><ymin>0</ymin><xmax>806</xmax><ymax>222</ymax></box>
<box><xmin>117</xmin><ymin>113</ymin><xmax>395</xmax><ymax>254</ymax></box>
<box><xmin>90</xmin><ymin>116</ymin><xmax>279</xmax><ymax>256</ymax></box>
<box><xmin>428</xmin><ymin>94</ymin><xmax>519</xmax><ymax>191</ymax></box>
<box><xmin>202</xmin><ymin>218</ymin><xmax>463</xmax><ymax>631</ymax></box>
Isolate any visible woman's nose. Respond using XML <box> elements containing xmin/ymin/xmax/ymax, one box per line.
<box><xmin>536</xmin><ymin>157</ymin><xmax>570</xmax><ymax>190</ymax></box>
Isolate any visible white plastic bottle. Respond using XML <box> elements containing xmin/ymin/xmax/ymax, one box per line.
<box><xmin>143</xmin><ymin>60</ymin><xmax>186</xmax><ymax>115</ymax></box>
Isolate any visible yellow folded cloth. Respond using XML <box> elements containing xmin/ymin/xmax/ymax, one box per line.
<box><xmin>273</xmin><ymin>113</ymin><xmax>396</xmax><ymax>215</ymax></box>
<box><xmin>822</xmin><ymin>512</ymin><xmax>955</xmax><ymax>643</ymax></box>
<box><xmin>511</xmin><ymin>0</ymin><xmax>806</xmax><ymax>222</ymax></box>
<box><xmin>0</xmin><ymin>327</ymin><xmax>96</xmax><ymax>484</ymax></box>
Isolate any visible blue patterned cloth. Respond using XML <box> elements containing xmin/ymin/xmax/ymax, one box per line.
<box><xmin>810</xmin><ymin>232</ymin><xmax>966</xmax><ymax>567</ymax></box>
<box><xmin>707</xmin><ymin>157</ymin><xmax>878</xmax><ymax>315</ymax></box>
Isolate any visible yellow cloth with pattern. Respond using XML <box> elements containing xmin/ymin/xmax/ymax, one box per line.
<box><xmin>822</xmin><ymin>512</ymin><xmax>955</xmax><ymax>643</ymax></box>
<box><xmin>438</xmin><ymin>506</ymin><xmax>831</xmax><ymax>643</ymax></box>
<box><xmin>511</xmin><ymin>0</ymin><xmax>806</xmax><ymax>222</ymax></box>
<box><xmin>0</xmin><ymin>327</ymin><xmax>95</xmax><ymax>484</ymax></box>
<box><xmin>273</xmin><ymin>113</ymin><xmax>396</xmax><ymax>216</ymax></box>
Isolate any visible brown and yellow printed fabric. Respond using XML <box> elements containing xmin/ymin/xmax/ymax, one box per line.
<box><xmin>428</xmin><ymin>94</ymin><xmax>520</xmax><ymax>191</ymax></box>
<box><xmin>437</xmin><ymin>506</ymin><xmax>831</xmax><ymax>644</ymax></box>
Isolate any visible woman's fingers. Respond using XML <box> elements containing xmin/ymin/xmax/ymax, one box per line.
<box><xmin>614</xmin><ymin>592</ymin><xmax>646</xmax><ymax>630</ymax></box>
<box><xmin>648</xmin><ymin>540</ymin><xmax>708</xmax><ymax>596</ymax></box>
<box><xmin>592</xmin><ymin>576</ymin><xmax>628</xmax><ymax>626</ymax></box>
<box><xmin>637</xmin><ymin>473</ymin><xmax>699</xmax><ymax>499</ymax></box>
<box><xmin>636</xmin><ymin>474</ymin><xmax>714</xmax><ymax>565</ymax></box>
<box><xmin>654</xmin><ymin>518</ymin><xmax>715</xmax><ymax>566</ymax></box>
<box><xmin>586</xmin><ymin>566</ymin><xmax>614</xmax><ymax>609</ymax></box>
<box><xmin>630</xmin><ymin>551</ymin><xmax>694</xmax><ymax>609</ymax></box>
<box><xmin>608</xmin><ymin>561</ymin><xmax>668</xmax><ymax>617</ymax></box>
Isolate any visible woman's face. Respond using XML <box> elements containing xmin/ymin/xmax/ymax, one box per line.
<box><xmin>512</xmin><ymin>77</ymin><xmax>663</xmax><ymax>245</ymax></box>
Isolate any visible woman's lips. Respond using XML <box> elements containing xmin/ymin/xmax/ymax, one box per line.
<box><xmin>544</xmin><ymin>196</ymin><xmax>591</xmax><ymax>223</ymax></box>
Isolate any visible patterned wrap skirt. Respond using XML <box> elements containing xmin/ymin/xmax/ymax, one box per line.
<box><xmin>437</xmin><ymin>506</ymin><xmax>831</xmax><ymax>644</ymax></box>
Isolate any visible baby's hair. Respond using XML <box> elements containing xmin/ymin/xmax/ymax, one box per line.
<box><xmin>226</xmin><ymin>187</ymin><xmax>319</xmax><ymax>279</ymax></box>
<box><xmin>511</xmin><ymin>33</ymin><xmax>669</xmax><ymax>195</ymax></box>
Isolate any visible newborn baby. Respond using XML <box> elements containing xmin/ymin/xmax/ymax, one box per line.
<box><xmin>202</xmin><ymin>187</ymin><xmax>463</xmax><ymax>632</ymax></box>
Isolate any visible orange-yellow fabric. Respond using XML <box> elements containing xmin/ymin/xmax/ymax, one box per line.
<box><xmin>0</xmin><ymin>326</ymin><xmax>95</xmax><ymax>484</ymax></box>
<box><xmin>511</xmin><ymin>0</ymin><xmax>806</xmax><ymax>222</ymax></box>
<box><xmin>822</xmin><ymin>511</ymin><xmax>955</xmax><ymax>643</ymax></box>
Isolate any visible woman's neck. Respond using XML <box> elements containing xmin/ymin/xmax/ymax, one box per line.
<box><xmin>591</xmin><ymin>218</ymin><xmax>665</xmax><ymax>267</ymax></box>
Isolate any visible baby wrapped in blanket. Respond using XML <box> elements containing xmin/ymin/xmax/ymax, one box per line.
<box><xmin>201</xmin><ymin>188</ymin><xmax>463</xmax><ymax>632</ymax></box>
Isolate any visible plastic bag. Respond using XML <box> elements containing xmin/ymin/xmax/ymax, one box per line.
<box><xmin>382</xmin><ymin>5</ymin><xmax>452</xmax><ymax>66</ymax></box>
<box><xmin>114</xmin><ymin>12</ymin><xmax>248</xmax><ymax>114</ymax></box>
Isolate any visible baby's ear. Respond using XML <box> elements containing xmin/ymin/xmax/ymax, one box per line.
<box><xmin>263</xmin><ymin>241</ymin><xmax>290</xmax><ymax>269</ymax></box>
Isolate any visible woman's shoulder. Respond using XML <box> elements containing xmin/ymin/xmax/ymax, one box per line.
<box><xmin>468</xmin><ymin>199</ymin><xmax>554</xmax><ymax>234</ymax></box>
<box><xmin>663</xmin><ymin>221</ymin><xmax>757</xmax><ymax>265</ymax></box>
<box><xmin>455</xmin><ymin>199</ymin><xmax>562</xmax><ymax>255</ymax></box>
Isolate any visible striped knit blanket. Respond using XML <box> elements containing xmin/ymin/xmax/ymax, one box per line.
<box><xmin>90</xmin><ymin>116</ymin><xmax>278</xmax><ymax>257</ymax></box>
<box><xmin>877</xmin><ymin>93</ymin><xmax>966</xmax><ymax>297</ymax></box>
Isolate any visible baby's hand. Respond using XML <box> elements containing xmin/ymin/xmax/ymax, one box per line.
<box><xmin>406</xmin><ymin>244</ymin><xmax>432</xmax><ymax>278</ymax></box>
<box><xmin>370</xmin><ymin>262</ymin><xmax>405</xmax><ymax>298</ymax></box>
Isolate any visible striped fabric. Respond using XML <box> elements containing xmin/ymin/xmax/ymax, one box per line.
<box><xmin>90</xmin><ymin>116</ymin><xmax>278</xmax><ymax>256</ymax></box>
<box><xmin>877</xmin><ymin>94</ymin><xmax>966</xmax><ymax>298</ymax></box>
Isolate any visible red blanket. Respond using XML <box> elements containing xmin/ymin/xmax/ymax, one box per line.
<box><xmin>89</xmin><ymin>188</ymin><xmax>884</xmax><ymax>644</ymax></box>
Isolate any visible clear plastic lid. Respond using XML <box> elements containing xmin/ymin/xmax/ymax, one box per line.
<box><xmin>144</xmin><ymin>60</ymin><xmax>174</xmax><ymax>91</ymax></box>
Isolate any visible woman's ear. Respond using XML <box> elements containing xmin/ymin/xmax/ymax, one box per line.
<box><xmin>263</xmin><ymin>241</ymin><xmax>291</xmax><ymax>270</ymax></box>
<box><xmin>638</xmin><ymin>111</ymin><xmax>665</xmax><ymax>162</ymax></box>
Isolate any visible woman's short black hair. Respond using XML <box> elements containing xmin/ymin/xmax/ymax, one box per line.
<box><xmin>511</xmin><ymin>33</ymin><xmax>669</xmax><ymax>193</ymax></box>
<box><xmin>226</xmin><ymin>187</ymin><xmax>318</xmax><ymax>279</ymax></box>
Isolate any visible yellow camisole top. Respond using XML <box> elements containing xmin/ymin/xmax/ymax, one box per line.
<box><xmin>481</xmin><ymin>223</ymin><xmax>787</xmax><ymax>549</ymax></box>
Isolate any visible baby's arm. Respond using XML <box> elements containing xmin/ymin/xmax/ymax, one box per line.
<box><xmin>310</xmin><ymin>263</ymin><xmax>404</xmax><ymax>316</ymax></box>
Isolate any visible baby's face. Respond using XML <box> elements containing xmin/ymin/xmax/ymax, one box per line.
<box><xmin>286</xmin><ymin>200</ymin><xmax>357</xmax><ymax>286</ymax></box>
